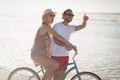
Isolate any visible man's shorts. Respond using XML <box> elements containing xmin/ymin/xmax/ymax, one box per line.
<box><xmin>51</xmin><ymin>56</ymin><xmax>69</xmax><ymax>71</ymax></box>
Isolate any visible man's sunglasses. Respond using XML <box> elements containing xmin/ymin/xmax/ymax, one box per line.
<box><xmin>65</xmin><ymin>14</ymin><xmax>74</xmax><ymax>17</ymax></box>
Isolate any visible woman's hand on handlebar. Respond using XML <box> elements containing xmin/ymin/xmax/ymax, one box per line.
<box><xmin>65</xmin><ymin>45</ymin><xmax>78</xmax><ymax>54</ymax></box>
<box><xmin>73</xmin><ymin>45</ymin><xmax>78</xmax><ymax>54</ymax></box>
<box><xmin>65</xmin><ymin>46</ymin><xmax>73</xmax><ymax>51</ymax></box>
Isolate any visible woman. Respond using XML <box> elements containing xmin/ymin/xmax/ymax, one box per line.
<box><xmin>31</xmin><ymin>9</ymin><xmax>75</xmax><ymax>80</ymax></box>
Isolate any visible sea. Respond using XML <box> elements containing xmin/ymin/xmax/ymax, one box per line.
<box><xmin>0</xmin><ymin>12</ymin><xmax>120</xmax><ymax>80</ymax></box>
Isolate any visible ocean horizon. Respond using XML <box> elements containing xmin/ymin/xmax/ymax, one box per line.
<box><xmin>1</xmin><ymin>12</ymin><xmax>120</xmax><ymax>21</ymax></box>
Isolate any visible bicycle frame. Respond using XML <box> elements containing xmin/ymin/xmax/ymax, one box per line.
<box><xmin>29</xmin><ymin>58</ymin><xmax>81</xmax><ymax>80</ymax></box>
<box><xmin>63</xmin><ymin>55</ymin><xmax>81</xmax><ymax>80</ymax></box>
<box><xmin>29</xmin><ymin>66</ymin><xmax>45</xmax><ymax>80</ymax></box>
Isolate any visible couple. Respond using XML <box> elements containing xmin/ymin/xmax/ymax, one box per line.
<box><xmin>31</xmin><ymin>9</ymin><xmax>89</xmax><ymax>80</ymax></box>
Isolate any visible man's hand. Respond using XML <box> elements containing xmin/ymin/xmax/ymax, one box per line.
<box><xmin>83</xmin><ymin>13</ymin><xmax>89</xmax><ymax>22</ymax></box>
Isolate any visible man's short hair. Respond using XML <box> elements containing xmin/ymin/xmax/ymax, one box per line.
<box><xmin>63</xmin><ymin>9</ymin><xmax>73</xmax><ymax>15</ymax></box>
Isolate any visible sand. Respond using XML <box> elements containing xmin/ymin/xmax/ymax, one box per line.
<box><xmin>0</xmin><ymin>68</ymin><xmax>10</xmax><ymax>80</ymax></box>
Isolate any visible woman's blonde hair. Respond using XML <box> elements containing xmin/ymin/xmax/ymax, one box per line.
<box><xmin>42</xmin><ymin>14</ymin><xmax>49</xmax><ymax>25</ymax></box>
<box><xmin>42</xmin><ymin>9</ymin><xmax>56</xmax><ymax>25</ymax></box>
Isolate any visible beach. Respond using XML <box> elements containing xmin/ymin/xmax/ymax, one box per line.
<box><xmin>0</xmin><ymin>13</ymin><xmax>120</xmax><ymax>80</ymax></box>
<box><xmin>0</xmin><ymin>68</ymin><xmax>10</xmax><ymax>80</ymax></box>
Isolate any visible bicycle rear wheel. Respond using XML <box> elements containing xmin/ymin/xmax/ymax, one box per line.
<box><xmin>71</xmin><ymin>72</ymin><xmax>101</xmax><ymax>80</ymax></box>
<box><xmin>7</xmin><ymin>67</ymin><xmax>40</xmax><ymax>80</ymax></box>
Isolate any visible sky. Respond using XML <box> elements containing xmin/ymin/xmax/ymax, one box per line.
<box><xmin>0</xmin><ymin>0</ymin><xmax>120</xmax><ymax>15</ymax></box>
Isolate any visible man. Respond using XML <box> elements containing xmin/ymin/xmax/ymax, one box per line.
<box><xmin>50</xmin><ymin>9</ymin><xmax>89</xmax><ymax>80</ymax></box>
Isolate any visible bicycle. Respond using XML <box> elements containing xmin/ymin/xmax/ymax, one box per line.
<box><xmin>8</xmin><ymin>47</ymin><xmax>102</xmax><ymax>80</ymax></box>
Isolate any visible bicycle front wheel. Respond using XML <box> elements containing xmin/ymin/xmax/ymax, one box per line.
<box><xmin>7</xmin><ymin>67</ymin><xmax>40</xmax><ymax>80</ymax></box>
<box><xmin>71</xmin><ymin>72</ymin><xmax>101</xmax><ymax>80</ymax></box>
